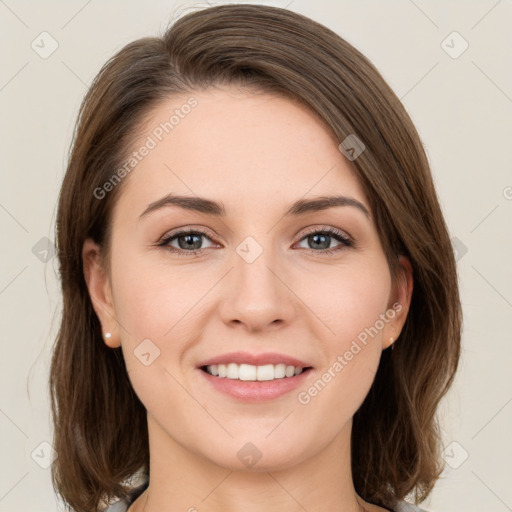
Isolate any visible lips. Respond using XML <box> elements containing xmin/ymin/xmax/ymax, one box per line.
<box><xmin>196</xmin><ymin>351</ymin><xmax>313</xmax><ymax>369</ymax></box>
<box><xmin>198</xmin><ymin>363</ymin><xmax>314</xmax><ymax>401</ymax></box>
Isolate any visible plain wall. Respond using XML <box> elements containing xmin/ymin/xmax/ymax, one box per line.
<box><xmin>1</xmin><ymin>1</ymin><xmax>511</xmax><ymax>511</ymax></box>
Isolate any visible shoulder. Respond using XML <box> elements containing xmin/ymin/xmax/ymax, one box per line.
<box><xmin>393</xmin><ymin>499</ymin><xmax>430</xmax><ymax>512</ymax></box>
<box><xmin>102</xmin><ymin>489</ymin><xmax>428</xmax><ymax>512</ymax></box>
<box><xmin>103</xmin><ymin>482</ymin><xmax>148</xmax><ymax>512</ymax></box>
<box><xmin>103</xmin><ymin>499</ymin><xmax>130</xmax><ymax>512</ymax></box>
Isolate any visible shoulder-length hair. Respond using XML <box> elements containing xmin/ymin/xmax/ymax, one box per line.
<box><xmin>50</xmin><ymin>4</ymin><xmax>462</xmax><ymax>511</ymax></box>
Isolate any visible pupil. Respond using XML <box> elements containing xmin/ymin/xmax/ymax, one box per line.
<box><xmin>179</xmin><ymin>234</ymin><xmax>201</xmax><ymax>250</ymax></box>
<box><xmin>310</xmin><ymin>233</ymin><xmax>329</xmax><ymax>250</ymax></box>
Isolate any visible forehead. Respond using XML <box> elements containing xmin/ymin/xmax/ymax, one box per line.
<box><xmin>114</xmin><ymin>86</ymin><xmax>369</xmax><ymax>219</ymax></box>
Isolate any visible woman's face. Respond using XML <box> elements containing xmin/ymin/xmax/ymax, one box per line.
<box><xmin>85</xmin><ymin>85</ymin><xmax>412</xmax><ymax>471</ymax></box>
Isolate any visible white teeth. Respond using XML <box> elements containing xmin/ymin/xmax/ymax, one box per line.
<box><xmin>205</xmin><ymin>363</ymin><xmax>305</xmax><ymax>381</ymax></box>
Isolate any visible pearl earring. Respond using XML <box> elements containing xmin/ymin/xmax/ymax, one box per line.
<box><xmin>104</xmin><ymin>332</ymin><xmax>112</xmax><ymax>339</ymax></box>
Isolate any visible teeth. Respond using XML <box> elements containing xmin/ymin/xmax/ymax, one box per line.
<box><xmin>205</xmin><ymin>363</ymin><xmax>305</xmax><ymax>381</ymax></box>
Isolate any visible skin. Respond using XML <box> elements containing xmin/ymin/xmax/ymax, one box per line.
<box><xmin>83</xmin><ymin>85</ymin><xmax>413</xmax><ymax>512</ymax></box>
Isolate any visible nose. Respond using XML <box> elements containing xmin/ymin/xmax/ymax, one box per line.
<box><xmin>218</xmin><ymin>238</ymin><xmax>297</xmax><ymax>333</ymax></box>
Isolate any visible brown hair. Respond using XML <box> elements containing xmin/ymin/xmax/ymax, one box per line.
<box><xmin>50</xmin><ymin>4</ymin><xmax>462</xmax><ymax>511</ymax></box>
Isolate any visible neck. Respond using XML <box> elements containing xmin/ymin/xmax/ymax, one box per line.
<box><xmin>132</xmin><ymin>414</ymin><xmax>374</xmax><ymax>512</ymax></box>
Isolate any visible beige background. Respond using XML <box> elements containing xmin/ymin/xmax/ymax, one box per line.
<box><xmin>1</xmin><ymin>0</ymin><xmax>511</xmax><ymax>511</ymax></box>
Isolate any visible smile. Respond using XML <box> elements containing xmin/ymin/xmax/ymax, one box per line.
<box><xmin>202</xmin><ymin>363</ymin><xmax>309</xmax><ymax>381</ymax></box>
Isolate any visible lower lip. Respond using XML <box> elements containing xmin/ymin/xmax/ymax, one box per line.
<box><xmin>197</xmin><ymin>367</ymin><xmax>313</xmax><ymax>402</ymax></box>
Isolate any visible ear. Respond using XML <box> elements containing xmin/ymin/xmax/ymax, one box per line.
<box><xmin>82</xmin><ymin>238</ymin><xmax>121</xmax><ymax>348</ymax></box>
<box><xmin>382</xmin><ymin>254</ymin><xmax>413</xmax><ymax>350</ymax></box>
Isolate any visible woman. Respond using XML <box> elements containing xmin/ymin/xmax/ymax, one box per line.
<box><xmin>50</xmin><ymin>4</ymin><xmax>462</xmax><ymax>512</ymax></box>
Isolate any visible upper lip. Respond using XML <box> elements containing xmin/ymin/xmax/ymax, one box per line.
<box><xmin>197</xmin><ymin>351</ymin><xmax>313</xmax><ymax>369</ymax></box>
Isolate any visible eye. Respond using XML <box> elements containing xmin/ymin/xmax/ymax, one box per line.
<box><xmin>158</xmin><ymin>226</ymin><xmax>354</xmax><ymax>257</ymax></box>
<box><xmin>158</xmin><ymin>229</ymin><xmax>217</xmax><ymax>256</ymax></box>
<box><xmin>294</xmin><ymin>227</ymin><xmax>353</xmax><ymax>255</ymax></box>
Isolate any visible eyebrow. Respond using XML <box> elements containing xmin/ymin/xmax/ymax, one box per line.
<box><xmin>139</xmin><ymin>193</ymin><xmax>371</xmax><ymax>220</ymax></box>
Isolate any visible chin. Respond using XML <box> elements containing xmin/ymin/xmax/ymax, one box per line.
<box><xmin>200</xmin><ymin>436</ymin><xmax>309</xmax><ymax>473</ymax></box>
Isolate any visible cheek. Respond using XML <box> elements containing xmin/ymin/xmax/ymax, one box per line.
<box><xmin>298</xmin><ymin>260</ymin><xmax>390</xmax><ymax>408</ymax></box>
<box><xmin>301</xmin><ymin>257</ymin><xmax>391</xmax><ymax>344</ymax></box>
<box><xmin>112</xmin><ymin>258</ymin><xmax>196</xmax><ymax>412</ymax></box>
<box><xmin>111</xmin><ymin>253</ymin><xmax>198</xmax><ymax>340</ymax></box>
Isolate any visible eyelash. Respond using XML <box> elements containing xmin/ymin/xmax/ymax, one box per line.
<box><xmin>157</xmin><ymin>226</ymin><xmax>354</xmax><ymax>257</ymax></box>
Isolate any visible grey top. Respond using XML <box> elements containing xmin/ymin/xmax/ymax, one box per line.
<box><xmin>104</xmin><ymin>483</ymin><xmax>429</xmax><ymax>512</ymax></box>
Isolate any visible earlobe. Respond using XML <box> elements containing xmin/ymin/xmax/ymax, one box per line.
<box><xmin>383</xmin><ymin>255</ymin><xmax>414</xmax><ymax>350</ymax></box>
<box><xmin>82</xmin><ymin>238</ymin><xmax>121</xmax><ymax>348</ymax></box>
